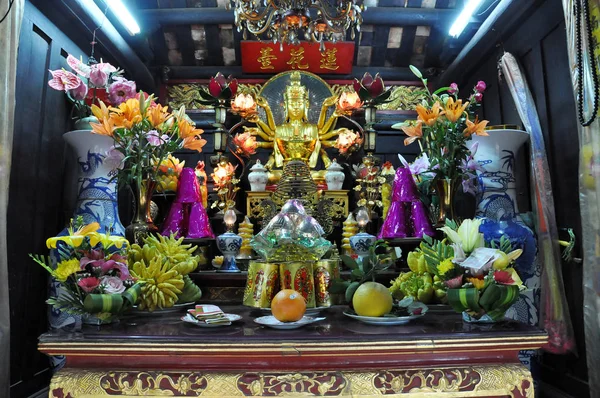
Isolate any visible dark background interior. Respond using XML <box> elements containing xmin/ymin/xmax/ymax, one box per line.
<box><xmin>7</xmin><ymin>0</ymin><xmax>587</xmax><ymax>396</ymax></box>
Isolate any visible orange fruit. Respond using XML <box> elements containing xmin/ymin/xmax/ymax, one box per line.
<box><xmin>271</xmin><ymin>289</ymin><xmax>306</xmax><ymax>322</ymax></box>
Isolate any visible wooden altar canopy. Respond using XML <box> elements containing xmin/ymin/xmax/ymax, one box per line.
<box><xmin>39</xmin><ymin>306</ymin><xmax>547</xmax><ymax>397</ymax></box>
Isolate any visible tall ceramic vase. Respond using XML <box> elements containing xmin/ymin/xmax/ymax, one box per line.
<box><xmin>470</xmin><ymin>128</ymin><xmax>540</xmax><ymax>364</ymax></box>
<box><xmin>62</xmin><ymin>130</ymin><xmax>125</xmax><ymax>235</ymax></box>
<box><xmin>470</xmin><ymin>128</ymin><xmax>529</xmax><ymax>220</ymax></box>
<box><xmin>49</xmin><ymin>129</ymin><xmax>124</xmax><ymax>350</ymax></box>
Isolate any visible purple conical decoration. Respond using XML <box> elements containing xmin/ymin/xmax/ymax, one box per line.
<box><xmin>187</xmin><ymin>202</ymin><xmax>215</xmax><ymax>239</ymax></box>
<box><xmin>391</xmin><ymin>167</ymin><xmax>419</xmax><ymax>202</ymax></box>
<box><xmin>378</xmin><ymin>202</ymin><xmax>410</xmax><ymax>239</ymax></box>
<box><xmin>411</xmin><ymin>201</ymin><xmax>434</xmax><ymax>238</ymax></box>
<box><xmin>176</xmin><ymin>168</ymin><xmax>201</xmax><ymax>204</ymax></box>
<box><xmin>161</xmin><ymin>202</ymin><xmax>186</xmax><ymax>238</ymax></box>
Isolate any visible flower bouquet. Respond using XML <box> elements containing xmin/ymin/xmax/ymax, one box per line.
<box><xmin>30</xmin><ymin>218</ymin><xmax>142</xmax><ymax>324</ymax></box>
<box><xmin>411</xmin><ymin>218</ymin><xmax>525</xmax><ymax>322</ymax></box>
<box><xmin>47</xmin><ymin>54</ymin><xmax>133</xmax><ymax>124</ymax></box>
<box><xmin>393</xmin><ymin>66</ymin><xmax>490</xmax><ymax>223</ymax></box>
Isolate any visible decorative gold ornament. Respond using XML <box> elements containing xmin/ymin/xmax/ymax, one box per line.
<box><xmin>341</xmin><ymin>213</ymin><xmax>358</xmax><ymax>256</ymax></box>
<box><xmin>238</xmin><ymin>216</ymin><xmax>254</xmax><ymax>259</ymax></box>
<box><xmin>376</xmin><ymin>85</ymin><xmax>429</xmax><ymax>111</ymax></box>
<box><xmin>49</xmin><ymin>364</ymin><xmax>535</xmax><ymax>397</ymax></box>
<box><xmin>167</xmin><ymin>83</ymin><xmax>261</xmax><ymax>111</ymax></box>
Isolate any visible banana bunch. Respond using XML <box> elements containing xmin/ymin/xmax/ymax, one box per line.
<box><xmin>131</xmin><ymin>256</ymin><xmax>185</xmax><ymax>311</ymax></box>
<box><xmin>128</xmin><ymin>234</ymin><xmax>201</xmax><ymax>311</ymax></box>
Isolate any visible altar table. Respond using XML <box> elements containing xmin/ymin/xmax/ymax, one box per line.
<box><xmin>39</xmin><ymin>306</ymin><xmax>547</xmax><ymax>397</ymax></box>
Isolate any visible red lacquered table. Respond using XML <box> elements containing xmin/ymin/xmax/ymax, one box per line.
<box><xmin>38</xmin><ymin>305</ymin><xmax>547</xmax><ymax>397</ymax></box>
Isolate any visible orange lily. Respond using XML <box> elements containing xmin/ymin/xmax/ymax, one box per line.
<box><xmin>90</xmin><ymin>118</ymin><xmax>116</xmax><ymax>136</ymax></box>
<box><xmin>463</xmin><ymin>116</ymin><xmax>489</xmax><ymax>137</ymax></box>
<box><xmin>401</xmin><ymin>121</ymin><xmax>423</xmax><ymax>146</ymax></box>
<box><xmin>178</xmin><ymin>119</ymin><xmax>203</xmax><ymax>139</ymax></box>
<box><xmin>183</xmin><ymin>136</ymin><xmax>207</xmax><ymax>152</ymax></box>
<box><xmin>146</xmin><ymin>103</ymin><xmax>170</xmax><ymax>128</ymax></box>
<box><xmin>416</xmin><ymin>102</ymin><xmax>443</xmax><ymax>126</ymax></box>
<box><xmin>110</xmin><ymin>98</ymin><xmax>142</xmax><ymax>129</ymax></box>
<box><xmin>444</xmin><ymin>97</ymin><xmax>469</xmax><ymax>123</ymax></box>
<box><xmin>91</xmin><ymin>101</ymin><xmax>111</xmax><ymax>122</ymax></box>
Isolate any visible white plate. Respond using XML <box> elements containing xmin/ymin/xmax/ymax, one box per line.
<box><xmin>181</xmin><ymin>313</ymin><xmax>242</xmax><ymax>327</ymax></box>
<box><xmin>255</xmin><ymin>307</ymin><xmax>326</xmax><ymax>317</ymax></box>
<box><xmin>343</xmin><ymin>312</ymin><xmax>423</xmax><ymax>325</ymax></box>
<box><xmin>254</xmin><ymin>315</ymin><xmax>325</xmax><ymax>330</ymax></box>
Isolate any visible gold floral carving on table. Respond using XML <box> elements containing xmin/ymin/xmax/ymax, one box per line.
<box><xmin>99</xmin><ymin>372</ymin><xmax>207</xmax><ymax>395</ymax></box>
<box><xmin>49</xmin><ymin>364</ymin><xmax>534</xmax><ymax>397</ymax></box>
<box><xmin>238</xmin><ymin>372</ymin><xmax>347</xmax><ymax>395</ymax></box>
<box><xmin>376</xmin><ymin>86</ymin><xmax>428</xmax><ymax>111</ymax></box>
<box><xmin>246</xmin><ymin>191</ymin><xmax>348</xmax><ymax>222</ymax></box>
<box><xmin>167</xmin><ymin>84</ymin><xmax>262</xmax><ymax>110</ymax></box>
<box><xmin>375</xmin><ymin>368</ymin><xmax>481</xmax><ymax>394</ymax></box>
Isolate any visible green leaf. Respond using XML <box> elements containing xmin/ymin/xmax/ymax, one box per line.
<box><xmin>340</xmin><ymin>254</ymin><xmax>359</xmax><ymax>270</ymax></box>
<box><xmin>409</xmin><ymin>65</ymin><xmax>423</xmax><ymax>79</ymax></box>
<box><xmin>351</xmin><ymin>268</ymin><xmax>364</xmax><ymax>280</ymax></box>
<box><xmin>345</xmin><ymin>281</ymin><xmax>361</xmax><ymax>303</ymax></box>
<box><xmin>447</xmin><ymin>288</ymin><xmax>481</xmax><ymax>313</ymax></box>
<box><xmin>329</xmin><ymin>279</ymin><xmax>351</xmax><ymax>294</ymax></box>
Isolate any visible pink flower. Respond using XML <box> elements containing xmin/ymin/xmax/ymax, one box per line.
<box><xmin>444</xmin><ymin>274</ymin><xmax>464</xmax><ymax>289</ymax></box>
<box><xmin>493</xmin><ymin>270</ymin><xmax>515</xmax><ymax>285</ymax></box>
<box><xmin>89</xmin><ymin>66</ymin><xmax>108</xmax><ymax>87</ymax></box>
<box><xmin>475</xmin><ymin>81</ymin><xmax>487</xmax><ymax>93</ymax></box>
<box><xmin>78</xmin><ymin>277</ymin><xmax>100</xmax><ymax>293</ymax></box>
<box><xmin>104</xmin><ymin>147</ymin><xmax>124</xmax><ymax>171</ymax></box>
<box><xmin>80</xmin><ymin>249</ymin><xmax>105</xmax><ymax>269</ymax></box>
<box><xmin>68</xmin><ymin>80</ymin><xmax>88</xmax><ymax>101</ymax></box>
<box><xmin>448</xmin><ymin>83</ymin><xmax>458</xmax><ymax>95</ymax></box>
<box><xmin>108</xmin><ymin>77</ymin><xmax>136</xmax><ymax>105</ymax></box>
<box><xmin>67</xmin><ymin>54</ymin><xmax>91</xmax><ymax>77</ymax></box>
<box><xmin>100</xmin><ymin>259</ymin><xmax>131</xmax><ymax>281</ymax></box>
<box><xmin>232</xmin><ymin>132</ymin><xmax>257</xmax><ymax>156</ymax></box>
<box><xmin>48</xmin><ymin>69</ymin><xmax>81</xmax><ymax>91</ymax></box>
<box><xmin>146</xmin><ymin>130</ymin><xmax>170</xmax><ymax>147</ymax></box>
<box><xmin>100</xmin><ymin>276</ymin><xmax>125</xmax><ymax>294</ymax></box>
<box><xmin>474</xmin><ymin>92</ymin><xmax>483</xmax><ymax>102</ymax></box>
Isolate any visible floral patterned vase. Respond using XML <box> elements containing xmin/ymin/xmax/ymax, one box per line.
<box><xmin>470</xmin><ymin>128</ymin><xmax>540</xmax><ymax>370</ymax></box>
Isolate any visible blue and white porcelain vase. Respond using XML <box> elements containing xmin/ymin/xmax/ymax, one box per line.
<box><xmin>471</xmin><ymin>128</ymin><xmax>540</xmax><ymax>369</ymax></box>
<box><xmin>216</xmin><ymin>232</ymin><xmax>243</xmax><ymax>273</ymax></box>
<box><xmin>62</xmin><ymin>129</ymin><xmax>124</xmax><ymax>235</ymax></box>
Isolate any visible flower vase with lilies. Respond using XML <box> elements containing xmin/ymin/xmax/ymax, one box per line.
<box><xmin>393</xmin><ymin>66</ymin><xmax>490</xmax><ymax>225</ymax></box>
<box><xmin>90</xmin><ymin>94</ymin><xmax>207</xmax><ymax>243</ymax></box>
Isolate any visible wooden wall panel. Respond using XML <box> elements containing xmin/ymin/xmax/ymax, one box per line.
<box><xmin>8</xmin><ymin>2</ymin><xmax>95</xmax><ymax>396</ymax></box>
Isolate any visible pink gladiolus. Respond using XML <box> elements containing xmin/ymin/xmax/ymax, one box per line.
<box><xmin>68</xmin><ymin>80</ymin><xmax>88</xmax><ymax>101</ymax></box>
<box><xmin>474</xmin><ymin>92</ymin><xmax>483</xmax><ymax>102</ymax></box>
<box><xmin>108</xmin><ymin>77</ymin><xmax>136</xmax><ymax>105</ymax></box>
<box><xmin>475</xmin><ymin>81</ymin><xmax>487</xmax><ymax>93</ymax></box>
<box><xmin>48</xmin><ymin>69</ymin><xmax>82</xmax><ymax>91</ymax></box>
<box><xmin>100</xmin><ymin>259</ymin><xmax>131</xmax><ymax>281</ymax></box>
<box><xmin>78</xmin><ymin>277</ymin><xmax>100</xmax><ymax>293</ymax></box>
<box><xmin>104</xmin><ymin>147</ymin><xmax>125</xmax><ymax>171</ymax></box>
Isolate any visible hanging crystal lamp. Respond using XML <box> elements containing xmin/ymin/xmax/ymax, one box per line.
<box><xmin>228</xmin><ymin>0</ymin><xmax>364</xmax><ymax>50</ymax></box>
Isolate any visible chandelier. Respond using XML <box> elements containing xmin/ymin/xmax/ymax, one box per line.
<box><xmin>228</xmin><ymin>0</ymin><xmax>364</xmax><ymax>50</ymax></box>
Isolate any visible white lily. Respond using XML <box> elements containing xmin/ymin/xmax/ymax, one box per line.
<box><xmin>439</xmin><ymin>218</ymin><xmax>485</xmax><ymax>254</ymax></box>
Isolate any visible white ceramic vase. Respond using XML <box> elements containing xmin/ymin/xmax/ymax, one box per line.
<box><xmin>470</xmin><ymin>129</ymin><xmax>529</xmax><ymax>220</ymax></box>
<box><xmin>248</xmin><ymin>160</ymin><xmax>268</xmax><ymax>191</ymax></box>
<box><xmin>325</xmin><ymin>159</ymin><xmax>345</xmax><ymax>190</ymax></box>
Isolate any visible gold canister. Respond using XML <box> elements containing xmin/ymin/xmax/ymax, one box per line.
<box><xmin>279</xmin><ymin>261</ymin><xmax>316</xmax><ymax>308</ymax></box>
<box><xmin>314</xmin><ymin>259</ymin><xmax>341</xmax><ymax>307</ymax></box>
<box><xmin>243</xmin><ymin>261</ymin><xmax>280</xmax><ymax>308</ymax></box>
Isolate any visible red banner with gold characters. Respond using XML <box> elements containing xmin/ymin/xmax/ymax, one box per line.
<box><xmin>241</xmin><ymin>42</ymin><xmax>355</xmax><ymax>74</ymax></box>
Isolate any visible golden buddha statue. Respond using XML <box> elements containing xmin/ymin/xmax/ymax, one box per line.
<box><xmin>245</xmin><ymin>72</ymin><xmax>341</xmax><ymax>184</ymax></box>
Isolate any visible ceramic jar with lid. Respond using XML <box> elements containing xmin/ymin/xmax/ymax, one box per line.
<box><xmin>325</xmin><ymin>159</ymin><xmax>345</xmax><ymax>190</ymax></box>
<box><xmin>248</xmin><ymin>160</ymin><xmax>268</xmax><ymax>191</ymax></box>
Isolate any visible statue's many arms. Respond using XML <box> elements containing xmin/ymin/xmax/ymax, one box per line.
<box><xmin>245</xmin><ymin>71</ymin><xmax>342</xmax><ymax>184</ymax></box>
